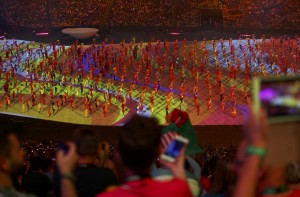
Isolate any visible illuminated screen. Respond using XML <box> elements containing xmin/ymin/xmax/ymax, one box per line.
<box><xmin>260</xmin><ymin>79</ymin><xmax>300</xmax><ymax>117</ymax></box>
<box><xmin>165</xmin><ymin>139</ymin><xmax>185</xmax><ymax>158</ymax></box>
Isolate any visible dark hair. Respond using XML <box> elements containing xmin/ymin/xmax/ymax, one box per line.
<box><xmin>118</xmin><ymin>115</ymin><xmax>161</xmax><ymax>174</ymax></box>
<box><xmin>73</xmin><ymin>128</ymin><xmax>99</xmax><ymax>157</ymax></box>
<box><xmin>41</xmin><ymin>158</ymin><xmax>52</xmax><ymax>172</ymax></box>
<box><xmin>184</xmin><ymin>160</ymin><xmax>191</xmax><ymax>171</ymax></box>
<box><xmin>208</xmin><ymin>156</ymin><xmax>219</xmax><ymax>175</ymax></box>
<box><xmin>30</xmin><ymin>157</ymin><xmax>42</xmax><ymax>171</ymax></box>
<box><xmin>201</xmin><ymin>162</ymin><xmax>210</xmax><ymax>177</ymax></box>
<box><xmin>209</xmin><ymin>160</ymin><xmax>236</xmax><ymax>196</ymax></box>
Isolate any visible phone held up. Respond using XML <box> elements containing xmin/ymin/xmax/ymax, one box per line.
<box><xmin>161</xmin><ymin>135</ymin><xmax>189</xmax><ymax>163</ymax></box>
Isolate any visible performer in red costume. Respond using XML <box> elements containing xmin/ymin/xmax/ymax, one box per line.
<box><xmin>196</xmin><ymin>104</ymin><xmax>200</xmax><ymax>117</ymax></box>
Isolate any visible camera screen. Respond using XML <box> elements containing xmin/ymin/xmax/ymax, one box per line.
<box><xmin>260</xmin><ymin>79</ymin><xmax>300</xmax><ymax>117</ymax></box>
<box><xmin>165</xmin><ymin>139</ymin><xmax>185</xmax><ymax>159</ymax></box>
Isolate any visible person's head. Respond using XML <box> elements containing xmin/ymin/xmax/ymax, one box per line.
<box><xmin>40</xmin><ymin>158</ymin><xmax>52</xmax><ymax>173</ymax></box>
<box><xmin>118</xmin><ymin>115</ymin><xmax>161</xmax><ymax>176</ymax></box>
<box><xmin>286</xmin><ymin>163</ymin><xmax>300</xmax><ymax>185</ymax></box>
<box><xmin>208</xmin><ymin>156</ymin><xmax>219</xmax><ymax>176</ymax></box>
<box><xmin>0</xmin><ymin>130</ymin><xmax>24</xmax><ymax>174</ymax></box>
<box><xmin>210</xmin><ymin>159</ymin><xmax>236</xmax><ymax>196</ymax></box>
<box><xmin>201</xmin><ymin>161</ymin><xmax>210</xmax><ymax>177</ymax></box>
<box><xmin>73</xmin><ymin>128</ymin><xmax>99</xmax><ymax>158</ymax></box>
<box><xmin>29</xmin><ymin>157</ymin><xmax>42</xmax><ymax>172</ymax></box>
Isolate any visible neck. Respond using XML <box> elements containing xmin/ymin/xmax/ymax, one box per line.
<box><xmin>0</xmin><ymin>171</ymin><xmax>13</xmax><ymax>189</ymax></box>
<box><xmin>124</xmin><ymin>168</ymin><xmax>151</xmax><ymax>182</ymax></box>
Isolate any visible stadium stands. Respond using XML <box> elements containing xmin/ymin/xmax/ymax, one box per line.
<box><xmin>0</xmin><ymin>1</ymin><xmax>300</xmax><ymax>30</ymax></box>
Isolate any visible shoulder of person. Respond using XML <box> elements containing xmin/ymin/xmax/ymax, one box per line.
<box><xmin>161</xmin><ymin>178</ymin><xmax>193</xmax><ymax>196</ymax></box>
<box><xmin>0</xmin><ymin>188</ymin><xmax>36</xmax><ymax>197</ymax></box>
<box><xmin>290</xmin><ymin>189</ymin><xmax>300</xmax><ymax>197</ymax></box>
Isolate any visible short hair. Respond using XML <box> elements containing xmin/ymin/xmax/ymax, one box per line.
<box><xmin>30</xmin><ymin>157</ymin><xmax>42</xmax><ymax>171</ymax></box>
<box><xmin>118</xmin><ymin>115</ymin><xmax>161</xmax><ymax>174</ymax></box>
<box><xmin>73</xmin><ymin>128</ymin><xmax>99</xmax><ymax>157</ymax></box>
<box><xmin>210</xmin><ymin>160</ymin><xmax>236</xmax><ymax>196</ymax></box>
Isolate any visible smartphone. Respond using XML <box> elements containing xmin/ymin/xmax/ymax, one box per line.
<box><xmin>253</xmin><ymin>76</ymin><xmax>300</xmax><ymax>124</ymax></box>
<box><xmin>58</xmin><ymin>143</ymin><xmax>70</xmax><ymax>154</ymax></box>
<box><xmin>161</xmin><ymin>136</ymin><xmax>189</xmax><ymax>162</ymax></box>
<box><xmin>253</xmin><ymin>76</ymin><xmax>300</xmax><ymax>165</ymax></box>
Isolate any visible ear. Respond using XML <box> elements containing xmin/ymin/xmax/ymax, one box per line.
<box><xmin>0</xmin><ymin>156</ymin><xmax>10</xmax><ymax>171</ymax></box>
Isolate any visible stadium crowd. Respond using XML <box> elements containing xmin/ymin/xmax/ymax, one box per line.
<box><xmin>1</xmin><ymin>0</ymin><xmax>300</xmax><ymax>29</ymax></box>
<box><xmin>49</xmin><ymin>0</ymin><xmax>111</xmax><ymax>27</ymax></box>
<box><xmin>221</xmin><ymin>0</ymin><xmax>300</xmax><ymax>29</ymax></box>
<box><xmin>109</xmin><ymin>0</ymin><xmax>174</xmax><ymax>26</ymax></box>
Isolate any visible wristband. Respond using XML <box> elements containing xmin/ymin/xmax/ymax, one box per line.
<box><xmin>246</xmin><ymin>145</ymin><xmax>267</xmax><ymax>157</ymax></box>
<box><xmin>61</xmin><ymin>173</ymin><xmax>76</xmax><ymax>182</ymax></box>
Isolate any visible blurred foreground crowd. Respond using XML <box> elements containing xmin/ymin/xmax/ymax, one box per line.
<box><xmin>0</xmin><ymin>111</ymin><xmax>300</xmax><ymax>197</ymax></box>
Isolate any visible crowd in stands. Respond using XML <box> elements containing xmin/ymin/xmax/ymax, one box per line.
<box><xmin>18</xmin><ymin>0</ymin><xmax>49</xmax><ymax>28</ymax></box>
<box><xmin>49</xmin><ymin>0</ymin><xmax>110</xmax><ymax>27</ymax></box>
<box><xmin>109</xmin><ymin>0</ymin><xmax>174</xmax><ymax>26</ymax></box>
<box><xmin>49</xmin><ymin>0</ymin><xmax>84</xmax><ymax>27</ymax></box>
<box><xmin>176</xmin><ymin>0</ymin><xmax>199</xmax><ymax>27</ymax></box>
<box><xmin>0</xmin><ymin>0</ymin><xmax>110</xmax><ymax>28</ymax></box>
<box><xmin>284</xmin><ymin>0</ymin><xmax>300</xmax><ymax>30</ymax></box>
<box><xmin>175</xmin><ymin>0</ymin><xmax>221</xmax><ymax>27</ymax></box>
<box><xmin>1</xmin><ymin>0</ymin><xmax>300</xmax><ymax>29</ymax></box>
<box><xmin>221</xmin><ymin>0</ymin><xmax>300</xmax><ymax>29</ymax></box>
<box><xmin>0</xmin><ymin>0</ymin><xmax>21</xmax><ymax>30</ymax></box>
<box><xmin>221</xmin><ymin>0</ymin><xmax>244</xmax><ymax>28</ymax></box>
<box><xmin>244</xmin><ymin>0</ymin><xmax>286</xmax><ymax>29</ymax></box>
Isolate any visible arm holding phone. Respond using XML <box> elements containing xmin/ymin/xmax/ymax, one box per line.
<box><xmin>56</xmin><ymin>142</ymin><xmax>78</xmax><ymax>197</ymax></box>
<box><xmin>235</xmin><ymin>76</ymin><xmax>300</xmax><ymax>197</ymax></box>
<box><xmin>160</xmin><ymin>136</ymin><xmax>189</xmax><ymax>180</ymax></box>
<box><xmin>234</xmin><ymin>110</ymin><xmax>268</xmax><ymax>197</ymax></box>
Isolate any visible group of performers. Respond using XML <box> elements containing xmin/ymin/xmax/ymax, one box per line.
<box><xmin>0</xmin><ymin>34</ymin><xmax>299</xmax><ymax>122</ymax></box>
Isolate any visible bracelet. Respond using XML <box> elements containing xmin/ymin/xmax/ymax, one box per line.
<box><xmin>246</xmin><ymin>145</ymin><xmax>267</xmax><ymax>157</ymax></box>
<box><xmin>61</xmin><ymin>173</ymin><xmax>76</xmax><ymax>182</ymax></box>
